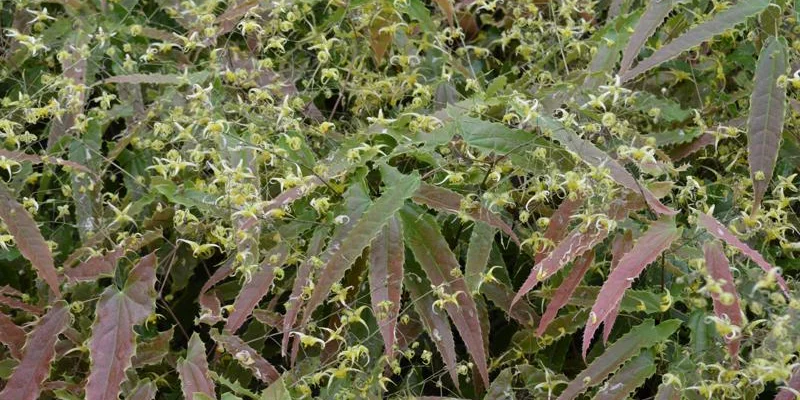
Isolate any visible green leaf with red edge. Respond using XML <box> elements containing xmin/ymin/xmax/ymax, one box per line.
<box><xmin>0</xmin><ymin>182</ymin><xmax>61</xmax><ymax>297</ymax></box>
<box><xmin>557</xmin><ymin>319</ymin><xmax>680</xmax><ymax>400</ymax></box>
<box><xmin>368</xmin><ymin>216</ymin><xmax>405</xmax><ymax>361</ymax></box>
<box><xmin>0</xmin><ymin>312</ymin><xmax>25</xmax><ymax>359</ymax></box>
<box><xmin>696</xmin><ymin>211</ymin><xmax>790</xmax><ymax>295</ymax></box>
<box><xmin>536</xmin><ymin>250</ymin><xmax>594</xmax><ymax>337</ymax></box>
<box><xmin>399</xmin><ymin>204</ymin><xmax>489</xmax><ymax>387</ymax></box>
<box><xmin>86</xmin><ymin>253</ymin><xmax>158</xmax><ymax>400</ymax></box>
<box><xmin>620</xmin><ymin>0</ymin><xmax>770</xmax><ymax>82</ymax></box>
<box><xmin>211</xmin><ymin>330</ymin><xmax>280</xmax><ymax>383</ymax></box>
<box><xmin>412</xmin><ymin>183</ymin><xmax>520</xmax><ymax>246</ymax></box>
<box><xmin>178</xmin><ymin>333</ymin><xmax>216</xmax><ymax>400</ymax></box>
<box><xmin>225</xmin><ymin>243</ymin><xmax>289</xmax><ymax>333</ymax></box>
<box><xmin>748</xmin><ymin>36</ymin><xmax>788</xmax><ymax>212</ymax></box>
<box><xmin>0</xmin><ymin>301</ymin><xmax>70</xmax><ymax>400</ymax></box>
<box><xmin>703</xmin><ymin>240</ymin><xmax>744</xmax><ymax>363</ymax></box>
<box><xmin>582</xmin><ymin>218</ymin><xmax>679</xmax><ymax>359</ymax></box>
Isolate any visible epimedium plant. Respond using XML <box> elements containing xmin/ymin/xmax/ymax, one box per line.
<box><xmin>1</xmin><ymin>0</ymin><xmax>800</xmax><ymax>399</ymax></box>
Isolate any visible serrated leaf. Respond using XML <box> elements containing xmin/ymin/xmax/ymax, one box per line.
<box><xmin>260</xmin><ymin>375</ymin><xmax>292</xmax><ymax>400</ymax></box>
<box><xmin>465</xmin><ymin>222</ymin><xmax>495</xmax><ymax>294</ymax></box>
<box><xmin>211</xmin><ymin>330</ymin><xmax>280</xmax><ymax>383</ymax></box>
<box><xmin>748</xmin><ymin>36</ymin><xmax>788</xmax><ymax>211</ymax></box>
<box><xmin>128</xmin><ymin>379</ymin><xmax>158</xmax><ymax>400</ymax></box>
<box><xmin>619</xmin><ymin>0</ymin><xmax>686</xmax><ymax>74</ymax></box>
<box><xmin>696</xmin><ymin>211</ymin><xmax>789</xmax><ymax>295</ymax></box>
<box><xmin>535</xmin><ymin>116</ymin><xmax>676</xmax><ymax>215</ymax></box>
<box><xmin>0</xmin><ymin>182</ymin><xmax>61</xmax><ymax>297</ymax></box>
<box><xmin>604</xmin><ymin>230</ymin><xmax>634</xmax><ymax>343</ymax></box>
<box><xmin>299</xmin><ymin>171</ymin><xmax>420</xmax><ymax>328</ymax></box>
<box><xmin>484</xmin><ymin>367</ymin><xmax>515</xmax><ymax>400</ymax></box>
<box><xmin>368</xmin><ymin>216</ymin><xmax>405</xmax><ymax>361</ymax></box>
<box><xmin>583</xmin><ymin>218</ymin><xmax>679</xmax><ymax>359</ymax></box>
<box><xmin>557</xmin><ymin>319</ymin><xmax>680</xmax><ymax>400</ymax></box>
<box><xmin>536</xmin><ymin>250</ymin><xmax>594</xmax><ymax>337</ymax></box>
<box><xmin>64</xmin><ymin>247</ymin><xmax>124</xmax><ymax>283</ymax></box>
<box><xmin>631</xmin><ymin>91</ymin><xmax>694</xmax><ymax>124</ymax></box>
<box><xmin>412</xmin><ymin>183</ymin><xmax>520</xmax><ymax>246</ymax></box>
<box><xmin>703</xmin><ymin>240</ymin><xmax>743</xmax><ymax>362</ymax></box>
<box><xmin>0</xmin><ymin>302</ymin><xmax>70</xmax><ymax>400</ymax></box>
<box><xmin>399</xmin><ymin>205</ymin><xmax>489</xmax><ymax>386</ymax></box>
<box><xmin>592</xmin><ymin>350</ymin><xmax>657</xmax><ymax>400</ymax></box>
<box><xmin>536</xmin><ymin>196</ymin><xmax>583</xmax><ymax>264</ymax></box>
<box><xmin>178</xmin><ymin>333</ymin><xmax>216</xmax><ymax>400</ymax></box>
<box><xmin>621</xmin><ymin>0</ymin><xmax>770</xmax><ymax>82</ymax></box>
<box><xmin>225</xmin><ymin>244</ymin><xmax>289</xmax><ymax>333</ymax></box>
<box><xmin>0</xmin><ymin>312</ymin><xmax>24</xmax><ymax>360</ymax></box>
<box><xmin>86</xmin><ymin>253</ymin><xmax>158</xmax><ymax>400</ymax></box>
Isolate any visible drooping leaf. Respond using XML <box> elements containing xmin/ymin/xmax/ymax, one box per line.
<box><xmin>0</xmin><ymin>181</ymin><xmax>61</xmax><ymax>297</ymax></box>
<box><xmin>603</xmin><ymin>230</ymin><xmax>634</xmax><ymax>343</ymax></box>
<box><xmin>0</xmin><ymin>302</ymin><xmax>70</xmax><ymax>400</ymax></box>
<box><xmin>619</xmin><ymin>0</ymin><xmax>686</xmax><ymax>74</ymax></box>
<box><xmin>535</xmin><ymin>116</ymin><xmax>676</xmax><ymax>215</ymax></box>
<box><xmin>399</xmin><ymin>205</ymin><xmax>489</xmax><ymax>386</ymax></box>
<box><xmin>178</xmin><ymin>333</ymin><xmax>216</xmax><ymax>400</ymax></box>
<box><xmin>199</xmin><ymin>258</ymin><xmax>236</xmax><ymax>325</ymax></box>
<box><xmin>86</xmin><ymin>253</ymin><xmax>158</xmax><ymax>400</ymax></box>
<box><xmin>412</xmin><ymin>183</ymin><xmax>520</xmax><ymax>246</ymax></box>
<box><xmin>703</xmin><ymin>240</ymin><xmax>744</xmax><ymax>362</ymax></box>
<box><xmin>557</xmin><ymin>319</ymin><xmax>681</xmax><ymax>400</ymax></box>
<box><xmin>747</xmin><ymin>36</ymin><xmax>788</xmax><ymax>212</ymax></box>
<box><xmin>592</xmin><ymin>350</ymin><xmax>657</xmax><ymax>400</ymax></box>
<box><xmin>583</xmin><ymin>218</ymin><xmax>679</xmax><ymax>359</ymax></box>
<box><xmin>225</xmin><ymin>244</ymin><xmax>289</xmax><ymax>333</ymax></box>
<box><xmin>536</xmin><ymin>250</ymin><xmax>594</xmax><ymax>337</ymax></box>
<box><xmin>300</xmin><ymin>171</ymin><xmax>420</xmax><ymax>328</ymax></box>
<box><xmin>465</xmin><ymin>222</ymin><xmax>495</xmax><ymax>294</ymax></box>
<box><xmin>0</xmin><ymin>312</ymin><xmax>25</xmax><ymax>359</ymax></box>
<box><xmin>536</xmin><ymin>196</ymin><xmax>583</xmax><ymax>264</ymax></box>
<box><xmin>368</xmin><ymin>216</ymin><xmax>405</xmax><ymax>361</ymax></box>
<box><xmin>621</xmin><ymin>0</ymin><xmax>770</xmax><ymax>82</ymax></box>
<box><xmin>211</xmin><ymin>330</ymin><xmax>280</xmax><ymax>383</ymax></box>
<box><xmin>696</xmin><ymin>211</ymin><xmax>790</xmax><ymax>295</ymax></box>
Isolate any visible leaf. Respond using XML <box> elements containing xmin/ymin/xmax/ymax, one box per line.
<box><xmin>0</xmin><ymin>182</ymin><xmax>61</xmax><ymax>297</ymax></box>
<box><xmin>178</xmin><ymin>333</ymin><xmax>216</xmax><ymax>400</ymax></box>
<box><xmin>536</xmin><ymin>250</ymin><xmax>594</xmax><ymax>337</ymax></box>
<box><xmin>368</xmin><ymin>216</ymin><xmax>405</xmax><ymax>361</ymax></box>
<box><xmin>535</xmin><ymin>116</ymin><xmax>676</xmax><ymax>215</ymax></box>
<box><xmin>399</xmin><ymin>205</ymin><xmax>489</xmax><ymax>386</ymax></box>
<box><xmin>776</xmin><ymin>365</ymin><xmax>800</xmax><ymax>400</ymax></box>
<box><xmin>557</xmin><ymin>319</ymin><xmax>681</xmax><ymax>400</ymax></box>
<box><xmin>465</xmin><ymin>222</ymin><xmax>495</xmax><ymax>294</ymax></box>
<box><xmin>603</xmin><ymin>230</ymin><xmax>634</xmax><ymax>344</ymax></box>
<box><xmin>132</xmin><ymin>328</ymin><xmax>174</xmax><ymax>368</ymax></box>
<box><xmin>128</xmin><ymin>380</ymin><xmax>158</xmax><ymax>400</ymax></box>
<box><xmin>592</xmin><ymin>350</ymin><xmax>657</xmax><ymax>400</ymax></box>
<box><xmin>747</xmin><ymin>36</ymin><xmax>788</xmax><ymax>212</ymax></box>
<box><xmin>621</xmin><ymin>0</ymin><xmax>770</xmax><ymax>82</ymax></box>
<box><xmin>225</xmin><ymin>244</ymin><xmax>289</xmax><ymax>333</ymax></box>
<box><xmin>404</xmin><ymin>262</ymin><xmax>460</xmax><ymax>387</ymax></box>
<box><xmin>211</xmin><ymin>330</ymin><xmax>280</xmax><ymax>384</ymax></box>
<box><xmin>300</xmin><ymin>171</ymin><xmax>420</xmax><ymax>328</ymax></box>
<box><xmin>582</xmin><ymin>218</ymin><xmax>679</xmax><ymax>359</ymax></box>
<box><xmin>619</xmin><ymin>0</ymin><xmax>686</xmax><ymax>74</ymax></box>
<box><xmin>412</xmin><ymin>183</ymin><xmax>520</xmax><ymax>246</ymax></box>
<box><xmin>668</xmin><ymin>132</ymin><xmax>715</xmax><ymax>161</ymax></box>
<box><xmin>0</xmin><ymin>302</ymin><xmax>70</xmax><ymax>400</ymax></box>
<box><xmin>536</xmin><ymin>196</ymin><xmax>582</xmax><ymax>264</ymax></box>
<box><xmin>703</xmin><ymin>240</ymin><xmax>744</xmax><ymax>362</ymax></box>
<box><xmin>0</xmin><ymin>312</ymin><xmax>25</xmax><ymax>359</ymax></box>
<box><xmin>260</xmin><ymin>376</ymin><xmax>292</xmax><ymax>400</ymax></box>
<box><xmin>484</xmin><ymin>367</ymin><xmax>515</xmax><ymax>400</ymax></box>
<box><xmin>368</xmin><ymin>11</ymin><xmax>395</xmax><ymax>65</ymax></box>
<box><xmin>655</xmin><ymin>382</ymin><xmax>682</xmax><ymax>400</ymax></box>
<box><xmin>86</xmin><ymin>253</ymin><xmax>158</xmax><ymax>400</ymax></box>
<box><xmin>64</xmin><ymin>247</ymin><xmax>124</xmax><ymax>283</ymax></box>
<box><xmin>696</xmin><ymin>211</ymin><xmax>790</xmax><ymax>295</ymax></box>
<box><xmin>631</xmin><ymin>91</ymin><xmax>694</xmax><ymax>124</ymax></box>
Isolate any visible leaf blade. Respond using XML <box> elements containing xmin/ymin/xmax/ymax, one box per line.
<box><xmin>368</xmin><ymin>216</ymin><xmax>405</xmax><ymax>361</ymax></box>
<box><xmin>178</xmin><ymin>333</ymin><xmax>216</xmax><ymax>400</ymax></box>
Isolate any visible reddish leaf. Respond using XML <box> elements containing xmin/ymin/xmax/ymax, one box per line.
<box><xmin>604</xmin><ymin>230</ymin><xmax>634</xmax><ymax>343</ymax></box>
<box><xmin>0</xmin><ymin>302</ymin><xmax>70</xmax><ymax>400</ymax></box>
<box><xmin>86</xmin><ymin>253</ymin><xmax>158</xmax><ymax>400</ymax></box>
<box><xmin>178</xmin><ymin>333</ymin><xmax>216</xmax><ymax>400</ymax></box>
<box><xmin>465</xmin><ymin>222</ymin><xmax>495</xmax><ymax>294</ymax></box>
<box><xmin>64</xmin><ymin>247</ymin><xmax>124</xmax><ymax>283</ymax></box>
<box><xmin>0</xmin><ymin>182</ymin><xmax>61</xmax><ymax>297</ymax></box>
<box><xmin>132</xmin><ymin>328</ymin><xmax>174</xmax><ymax>368</ymax></box>
<box><xmin>703</xmin><ymin>241</ymin><xmax>743</xmax><ymax>363</ymax></box>
<box><xmin>225</xmin><ymin>244</ymin><xmax>289</xmax><ymax>333</ymax></box>
<box><xmin>0</xmin><ymin>311</ymin><xmax>25</xmax><ymax>359</ymax></box>
<box><xmin>198</xmin><ymin>258</ymin><xmax>236</xmax><ymax>325</ymax></box>
<box><xmin>776</xmin><ymin>365</ymin><xmax>800</xmax><ymax>400</ymax></box>
<box><xmin>619</xmin><ymin>0</ymin><xmax>682</xmax><ymax>74</ymax></box>
<box><xmin>536</xmin><ymin>250</ymin><xmax>594</xmax><ymax>337</ymax></box>
<box><xmin>582</xmin><ymin>218</ymin><xmax>679</xmax><ymax>359</ymax></box>
<box><xmin>536</xmin><ymin>196</ymin><xmax>583</xmax><ymax>264</ymax></box>
<box><xmin>368</xmin><ymin>216</ymin><xmax>405</xmax><ymax>360</ymax></box>
<box><xmin>0</xmin><ymin>293</ymin><xmax>43</xmax><ymax>315</ymax></box>
<box><xmin>481</xmin><ymin>280</ymin><xmax>539</xmax><ymax>326</ymax></box>
<box><xmin>400</xmin><ymin>205</ymin><xmax>489</xmax><ymax>386</ymax></box>
<box><xmin>748</xmin><ymin>36</ymin><xmax>789</xmax><ymax>212</ymax></box>
<box><xmin>211</xmin><ymin>330</ymin><xmax>280</xmax><ymax>383</ymax></box>
<box><xmin>697</xmin><ymin>212</ymin><xmax>789</xmax><ymax>295</ymax></box>
<box><xmin>668</xmin><ymin>133</ymin><xmax>715</xmax><ymax>161</ymax></box>
<box><xmin>412</xmin><ymin>183</ymin><xmax>520</xmax><ymax>246</ymax></box>
<box><xmin>368</xmin><ymin>11</ymin><xmax>395</xmax><ymax>65</ymax></box>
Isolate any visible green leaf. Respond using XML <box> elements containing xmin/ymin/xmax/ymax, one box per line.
<box><xmin>260</xmin><ymin>376</ymin><xmax>292</xmax><ymax>400</ymax></box>
<box><xmin>592</xmin><ymin>350</ymin><xmax>657</xmax><ymax>400</ymax></box>
<box><xmin>465</xmin><ymin>222</ymin><xmax>495</xmax><ymax>294</ymax></box>
<box><xmin>619</xmin><ymin>0</ymin><xmax>689</xmax><ymax>74</ymax></box>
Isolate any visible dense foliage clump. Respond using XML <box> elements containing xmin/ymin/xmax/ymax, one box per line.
<box><xmin>2</xmin><ymin>0</ymin><xmax>800</xmax><ymax>399</ymax></box>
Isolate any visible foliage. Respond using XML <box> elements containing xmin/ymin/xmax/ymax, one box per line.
<box><xmin>1</xmin><ymin>0</ymin><xmax>800</xmax><ymax>399</ymax></box>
